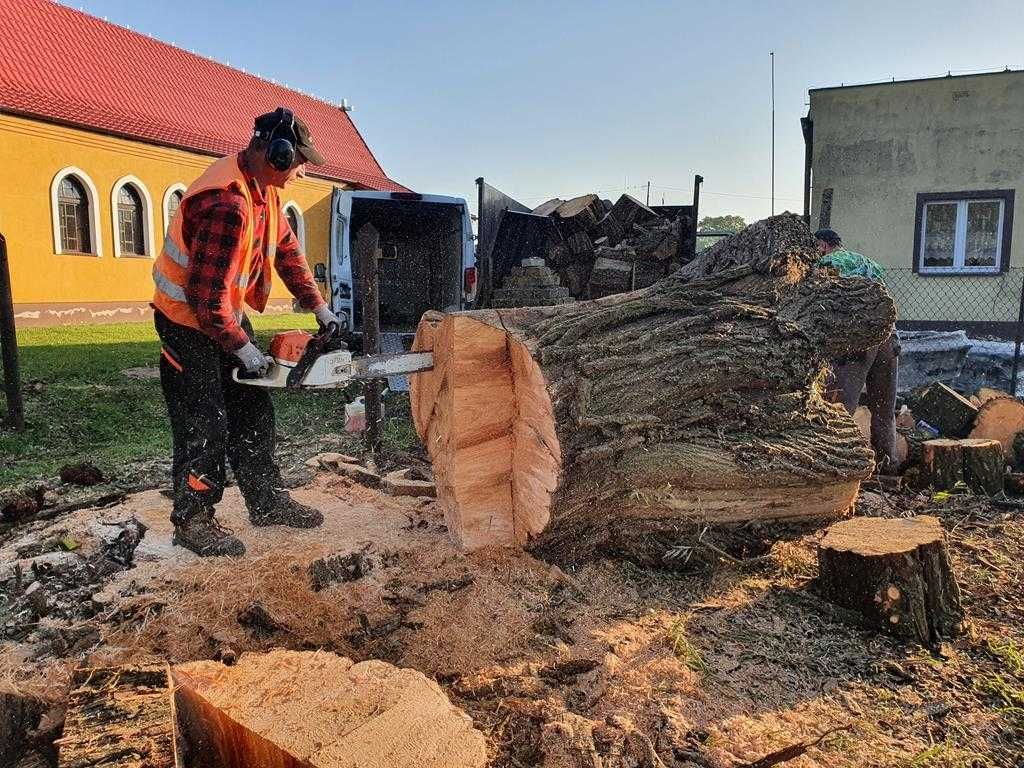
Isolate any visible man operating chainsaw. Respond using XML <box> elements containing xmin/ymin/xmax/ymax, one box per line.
<box><xmin>152</xmin><ymin>108</ymin><xmax>341</xmax><ymax>557</ymax></box>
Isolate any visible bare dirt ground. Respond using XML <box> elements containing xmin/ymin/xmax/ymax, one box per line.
<box><xmin>2</xmin><ymin>471</ymin><xmax>1023</xmax><ymax>767</ymax></box>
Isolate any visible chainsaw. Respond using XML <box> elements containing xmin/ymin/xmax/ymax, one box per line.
<box><xmin>232</xmin><ymin>323</ymin><xmax>433</xmax><ymax>389</ymax></box>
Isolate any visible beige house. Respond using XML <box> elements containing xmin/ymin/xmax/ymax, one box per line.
<box><xmin>805</xmin><ymin>70</ymin><xmax>1024</xmax><ymax>336</ymax></box>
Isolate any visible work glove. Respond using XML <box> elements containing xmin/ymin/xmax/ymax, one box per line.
<box><xmin>314</xmin><ymin>304</ymin><xmax>341</xmax><ymax>331</ymax></box>
<box><xmin>235</xmin><ymin>342</ymin><xmax>271</xmax><ymax>377</ymax></box>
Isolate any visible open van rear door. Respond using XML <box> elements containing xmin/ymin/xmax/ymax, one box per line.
<box><xmin>328</xmin><ymin>189</ymin><xmax>475</xmax><ymax>335</ymax></box>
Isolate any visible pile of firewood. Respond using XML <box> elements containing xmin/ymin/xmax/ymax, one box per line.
<box><xmin>881</xmin><ymin>381</ymin><xmax>1024</xmax><ymax>495</ymax></box>
<box><xmin>514</xmin><ymin>193</ymin><xmax>689</xmax><ymax>301</ymax></box>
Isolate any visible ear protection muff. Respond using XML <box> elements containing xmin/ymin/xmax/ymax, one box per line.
<box><xmin>265</xmin><ymin>108</ymin><xmax>296</xmax><ymax>172</ymax></box>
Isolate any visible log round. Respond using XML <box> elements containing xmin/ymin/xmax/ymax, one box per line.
<box><xmin>961</xmin><ymin>438</ymin><xmax>1005</xmax><ymax>495</ymax></box>
<box><xmin>818</xmin><ymin>515</ymin><xmax>965</xmax><ymax>645</ymax></box>
<box><xmin>411</xmin><ymin>215</ymin><xmax>896</xmax><ymax>562</ymax></box>
<box><xmin>920</xmin><ymin>439</ymin><xmax>964</xmax><ymax>490</ymax></box>
<box><xmin>968</xmin><ymin>396</ymin><xmax>1024</xmax><ymax>457</ymax></box>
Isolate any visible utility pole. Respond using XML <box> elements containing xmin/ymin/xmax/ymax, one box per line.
<box><xmin>770</xmin><ymin>51</ymin><xmax>776</xmax><ymax>216</ymax></box>
<box><xmin>646</xmin><ymin>181</ymin><xmax>651</xmax><ymax>206</ymax></box>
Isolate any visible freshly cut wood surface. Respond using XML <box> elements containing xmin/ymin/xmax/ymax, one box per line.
<box><xmin>172</xmin><ymin>650</ymin><xmax>486</xmax><ymax>768</ymax></box>
<box><xmin>977</xmin><ymin>386</ymin><xmax>1011</xmax><ymax>405</ymax></box>
<box><xmin>818</xmin><ymin>515</ymin><xmax>964</xmax><ymax>644</ymax></box>
<box><xmin>968</xmin><ymin>396</ymin><xmax>1024</xmax><ymax>457</ymax></box>
<box><xmin>412</xmin><ymin>214</ymin><xmax>896</xmax><ymax>562</ymax></box>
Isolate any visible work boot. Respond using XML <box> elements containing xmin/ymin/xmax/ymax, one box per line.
<box><xmin>249</xmin><ymin>490</ymin><xmax>324</xmax><ymax>529</ymax></box>
<box><xmin>173</xmin><ymin>510</ymin><xmax>246</xmax><ymax>557</ymax></box>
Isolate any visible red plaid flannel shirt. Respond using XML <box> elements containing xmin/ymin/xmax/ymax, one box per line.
<box><xmin>182</xmin><ymin>154</ymin><xmax>325</xmax><ymax>351</ymax></box>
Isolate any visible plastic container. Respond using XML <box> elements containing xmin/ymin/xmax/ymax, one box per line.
<box><xmin>345</xmin><ymin>397</ymin><xmax>366</xmax><ymax>433</ymax></box>
<box><xmin>344</xmin><ymin>396</ymin><xmax>385</xmax><ymax>433</ymax></box>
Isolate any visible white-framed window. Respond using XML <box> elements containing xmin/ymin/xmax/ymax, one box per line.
<box><xmin>50</xmin><ymin>166</ymin><xmax>103</xmax><ymax>256</ymax></box>
<box><xmin>915</xmin><ymin>190</ymin><xmax>1014</xmax><ymax>275</ymax></box>
<box><xmin>282</xmin><ymin>200</ymin><xmax>306</xmax><ymax>250</ymax></box>
<box><xmin>163</xmin><ymin>183</ymin><xmax>186</xmax><ymax>233</ymax></box>
<box><xmin>110</xmin><ymin>175</ymin><xmax>156</xmax><ymax>258</ymax></box>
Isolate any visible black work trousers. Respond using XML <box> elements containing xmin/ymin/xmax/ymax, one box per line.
<box><xmin>155</xmin><ymin>311</ymin><xmax>280</xmax><ymax>524</ymax></box>
<box><xmin>828</xmin><ymin>332</ymin><xmax>900</xmax><ymax>472</ymax></box>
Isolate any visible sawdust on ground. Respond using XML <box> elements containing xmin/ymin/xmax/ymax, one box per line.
<box><xmin>2</xmin><ymin>473</ymin><xmax>1023</xmax><ymax>767</ymax></box>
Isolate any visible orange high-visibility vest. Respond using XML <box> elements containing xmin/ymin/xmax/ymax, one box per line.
<box><xmin>152</xmin><ymin>154</ymin><xmax>279</xmax><ymax>333</ymax></box>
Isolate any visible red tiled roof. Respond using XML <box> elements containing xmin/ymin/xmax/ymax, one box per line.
<box><xmin>0</xmin><ymin>0</ymin><xmax>406</xmax><ymax>191</ymax></box>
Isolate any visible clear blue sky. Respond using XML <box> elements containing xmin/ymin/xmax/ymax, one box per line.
<box><xmin>66</xmin><ymin>0</ymin><xmax>1024</xmax><ymax>223</ymax></box>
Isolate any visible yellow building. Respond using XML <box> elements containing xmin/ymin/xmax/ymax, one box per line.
<box><xmin>0</xmin><ymin>0</ymin><xmax>403</xmax><ymax>326</ymax></box>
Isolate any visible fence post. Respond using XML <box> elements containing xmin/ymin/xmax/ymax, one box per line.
<box><xmin>1011</xmin><ymin>269</ymin><xmax>1024</xmax><ymax>397</ymax></box>
<box><xmin>0</xmin><ymin>232</ymin><xmax>25</xmax><ymax>432</ymax></box>
<box><xmin>356</xmin><ymin>222</ymin><xmax>382</xmax><ymax>463</ymax></box>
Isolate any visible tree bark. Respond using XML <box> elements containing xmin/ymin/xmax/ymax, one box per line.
<box><xmin>56</xmin><ymin>664</ymin><xmax>175</xmax><ymax>768</ymax></box>
<box><xmin>817</xmin><ymin>515</ymin><xmax>965</xmax><ymax>645</ymax></box>
<box><xmin>553</xmin><ymin>194</ymin><xmax>605</xmax><ymax>234</ymax></box>
<box><xmin>921</xmin><ymin>439</ymin><xmax>964</xmax><ymax>490</ymax></box>
<box><xmin>961</xmin><ymin>438</ymin><xmax>1005</xmax><ymax>495</ymax></box>
<box><xmin>915</xmin><ymin>382</ymin><xmax>978</xmax><ymax>438</ymax></box>
<box><xmin>411</xmin><ymin>214</ymin><xmax>896</xmax><ymax>562</ymax></box>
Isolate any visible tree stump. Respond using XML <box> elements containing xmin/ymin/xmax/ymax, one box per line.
<box><xmin>411</xmin><ymin>214</ymin><xmax>896</xmax><ymax>561</ymax></box>
<box><xmin>56</xmin><ymin>664</ymin><xmax>175</xmax><ymax>767</ymax></box>
<box><xmin>172</xmin><ymin>650</ymin><xmax>487</xmax><ymax>768</ymax></box>
<box><xmin>818</xmin><ymin>515</ymin><xmax>965</xmax><ymax>644</ymax></box>
<box><xmin>961</xmin><ymin>438</ymin><xmax>1005</xmax><ymax>495</ymax></box>
<box><xmin>921</xmin><ymin>439</ymin><xmax>964</xmax><ymax>489</ymax></box>
<box><xmin>915</xmin><ymin>382</ymin><xmax>978</xmax><ymax>438</ymax></box>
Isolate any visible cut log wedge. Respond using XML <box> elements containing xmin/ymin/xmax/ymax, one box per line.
<box><xmin>411</xmin><ymin>214</ymin><xmax>896</xmax><ymax>561</ymax></box>
<box><xmin>553</xmin><ymin>194</ymin><xmax>604</xmax><ymax>234</ymax></box>
<box><xmin>915</xmin><ymin>382</ymin><xmax>978</xmax><ymax>438</ymax></box>
<box><xmin>171</xmin><ymin>650</ymin><xmax>487</xmax><ymax>768</ymax></box>
<box><xmin>818</xmin><ymin>515</ymin><xmax>965</xmax><ymax>645</ymax></box>
<box><xmin>968</xmin><ymin>396</ymin><xmax>1024</xmax><ymax>457</ymax></box>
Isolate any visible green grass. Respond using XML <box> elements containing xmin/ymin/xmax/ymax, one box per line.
<box><xmin>667</xmin><ymin>618</ymin><xmax>710</xmax><ymax>676</ymax></box>
<box><xmin>0</xmin><ymin>314</ymin><xmax>360</xmax><ymax>488</ymax></box>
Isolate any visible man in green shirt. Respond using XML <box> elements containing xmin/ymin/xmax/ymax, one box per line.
<box><xmin>815</xmin><ymin>228</ymin><xmax>900</xmax><ymax>472</ymax></box>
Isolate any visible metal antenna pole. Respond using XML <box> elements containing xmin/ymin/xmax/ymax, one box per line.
<box><xmin>771</xmin><ymin>51</ymin><xmax>776</xmax><ymax>216</ymax></box>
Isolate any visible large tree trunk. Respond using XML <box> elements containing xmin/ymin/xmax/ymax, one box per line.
<box><xmin>411</xmin><ymin>214</ymin><xmax>896</xmax><ymax>562</ymax></box>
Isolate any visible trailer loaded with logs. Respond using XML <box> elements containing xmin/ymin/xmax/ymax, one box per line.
<box><xmin>474</xmin><ymin>177</ymin><xmax>702</xmax><ymax>308</ymax></box>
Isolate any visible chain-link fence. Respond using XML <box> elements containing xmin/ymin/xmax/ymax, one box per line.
<box><xmin>884</xmin><ymin>267</ymin><xmax>1024</xmax><ymax>396</ymax></box>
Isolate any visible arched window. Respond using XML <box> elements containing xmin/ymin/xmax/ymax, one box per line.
<box><xmin>50</xmin><ymin>167</ymin><xmax>102</xmax><ymax>256</ymax></box>
<box><xmin>58</xmin><ymin>177</ymin><xmax>92</xmax><ymax>254</ymax></box>
<box><xmin>118</xmin><ymin>185</ymin><xmax>145</xmax><ymax>256</ymax></box>
<box><xmin>163</xmin><ymin>183</ymin><xmax>187</xmax><ymax>233</ymax></box>
<box><xmin>110</xmin><ymin>175</ymin><xmax>156</xmax><ymax>258</ymax></box>
<box><xmin>282</xmin><ymin>201</ymin><xmax>306</xmax><ymax>250</ymax></box>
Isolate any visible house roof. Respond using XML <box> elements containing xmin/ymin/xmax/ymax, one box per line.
<box><xmin>809</xmin><ymin>67</ymin><xmax>1023</xmax><ymax>94</ymax></box>
<box><xmin>0</xmin><ymin>0</ymin><xmax>406</xmax><ymax>191</ymax></box>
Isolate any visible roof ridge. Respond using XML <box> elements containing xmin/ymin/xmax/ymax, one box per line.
<box><xmin>55</xmin><ymin>0</ymin><xmax>349</xmax><ymax>112</ymax></box>
<box><xmin>1</xmin><ymin>0</ymin><xmax>406</xmax><ymax>191</ymax></box>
